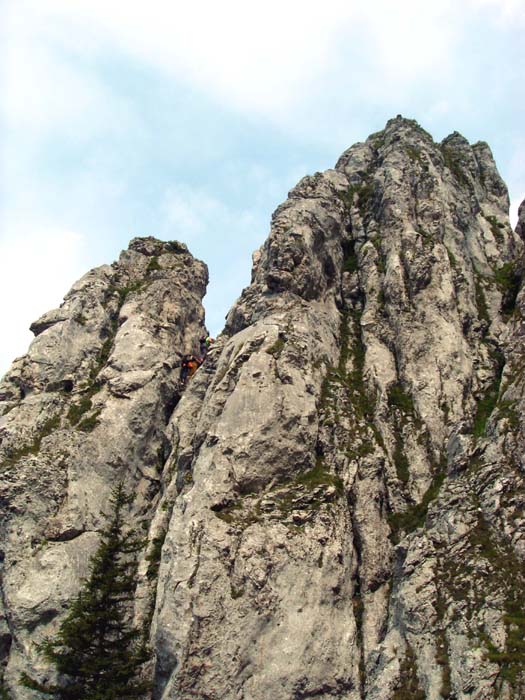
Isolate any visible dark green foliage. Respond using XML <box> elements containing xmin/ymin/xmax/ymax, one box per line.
<box><xmin>388</xmin><ymin>383</ymin><xmax>415</xmax><ymax>414</ymax></box>
<box><xmin>389</xmin><ymin>472</ymin><xmax>445</xmax><ymax>537</ymax></box>
<box><xmin>0</xmin><ymin>681</ymin><xmax>10</xmax><ymax>698</ymax></box>
<box><xmin>387</xmin><ymin>381</ymin><xmax>418</xmax><ymax>484</ymax></box>
<box><xmin>266</xmin><ymin>337</ymin><xmax>285</xmax><ymax>358</ymax></box>
<box><xmin>473</xmin><ymin>391</ymin><xmax>498</xmax><ymax>438</ymax></box>
<box><xmin>445</xmin><ymin>248</ymin><xmax>458</xmax><ymax>271</ymax></box>
<box><xmin>391</xmin><ymin>643</ymin><xmax>426</xmax><ymax>700</ymax></box>
<box><xmin>146</xmin><ymin>257</ymin><xmax>161</xmax><ymax>272</ymax></box>
<box><xmin>67</xmin><ymin>396</ymin><xmax>94</xmax><ymax>425</ymax></box>
<box><xmin>472</xmin><ymin>352</ymin><xmax>504</xmax><ymax>438</ymax></box>
<box><xmin>21</xmin><ymin>483</ymin><xmax>149</xmax><ymax>700</ymax></box>
<box><xmin>165</xmin><ymin>240</ymin><xmax>187</xmax><ymax>254</ymax></box>
<box><xmin>497</xmin><ymin>399</ymin><xmax>520</xmax><ymax>429</ymax></box>
<box><xmin>296</xmin><ymin>457</ymin><xmax>344</xmax><ymax>495</ymax></box>
<box><xmin>117</xmin><ymin>282</ymin><xmax>144</xmax><ymax>307</ymax></box>
<box><xmin>1</xmin><ymin>414</ymin><xmax>61</xmax><ymax>468</ymax></box>
<box><xmin>145</xmin><ymin>530</ymin><xmax>167</xmax><ymax>580</ymax></box>
<box><xmin>494</xmin><ymin>263</ymin><xmax>521</xmax><ymax>316</ymax></box>
<box><xmin>474</xmin><ymin>277</ymin><xmax>490</xmax><ymax>324</ymax></box>
<box><xmin>67</xmin><ymin>382</ymin><xmax>102</xmax><ymax>431</ymax></box>
<box><xmin>342</xmin><ymin>241</ymin><xmax>358</xmax><ymax>274</ymax></box>
<box><xmin>393</xmin><ymin>435</ymin><xmax>410</xmax><ymax>484</ymax></box>
<box><xmin>405</xmin><ymin>146</ymin><xmax>422</xmax><ymax>163</ymax></box>
<box><xmin>441</xmin><ymin>146</ymin><xmax>469</xmax><ymax>187</ymax></box>
<box><xmin>357</xmin><ymin>181</ymin><xmax>375</xmax><ymax>215</ymax></box>
<box><xmin>76</xmin><ymin>409</ymin><xmax>102</xmax><ymax>433</ymax></box>
<box><xmin>485</xmin><ymin>215</ymin><xmax>506</xmax><ymax>245</ymax></box>
<box><xmin>469</xmin><ymin>515</ymin><xmax>525</xmax><ymax>695</ymax></box>
<box><xmin>337</xmin><ymin>179</ymin><xmax>375</xmax><ymax>217</ymax></box>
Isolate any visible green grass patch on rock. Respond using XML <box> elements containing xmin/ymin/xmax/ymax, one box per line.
<box><xmin>266</xmin><ymin>336</ymin><xmax>286</xmax><ymax>359</ymax></box>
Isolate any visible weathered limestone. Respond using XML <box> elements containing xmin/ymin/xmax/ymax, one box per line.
<box><xmin>2</xmin><ymin>118</ymin><xmax>525</xmax><ymax>700</ymax></box>
<box><xmin>151</xmin><ymin>118</ymin><xmax>525</xmax><ymax>699</ymax></box>
<box><xmin>0</xmin><ymin>238</ymin><xmax>208</xmax><ymax>696</ymax></box>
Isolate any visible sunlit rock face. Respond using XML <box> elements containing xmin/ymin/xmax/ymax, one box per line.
<box><xmin>0</xmin><ymin>238</ymin><xmax>208</xmax><ymax>695</ymax></box>
<box><xmin>2</xmin><ymin>118</ymin><xmax>525</xmax><ymax>700</ymax></box>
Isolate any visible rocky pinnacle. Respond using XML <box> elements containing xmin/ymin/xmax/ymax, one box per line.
<box><xmin>2</xmin><ymin>118</ymin><xmax>525</xmax><ymax>700</ymax></box>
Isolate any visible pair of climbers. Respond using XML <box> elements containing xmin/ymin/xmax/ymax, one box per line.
<box><xmin>180</xmin><ymin>336</ymin><xmax>215</xmax><ymax>387</ymax></box>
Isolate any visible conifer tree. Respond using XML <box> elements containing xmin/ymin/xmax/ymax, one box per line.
<box><xmin>21</xmin><ymin>483</ymin><xmax>149</xmax><ymax>700</ymax></box>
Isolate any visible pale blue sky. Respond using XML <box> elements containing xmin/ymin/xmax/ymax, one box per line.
<box><xmin>1</xmin><ymin>0</ymin><xmax>524</xmax><ymax>377</ymax></box>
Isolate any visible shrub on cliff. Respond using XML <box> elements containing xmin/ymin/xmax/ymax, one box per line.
<box><xmin>21</xmin><ymin>483</ymin><xmax>149</xmax><ymax>700</ymax></box>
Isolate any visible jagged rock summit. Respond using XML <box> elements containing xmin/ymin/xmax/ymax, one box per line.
<box><xmin>2</xmin><ymin>117</ymin><xmax>525</xmax><ymax>700</ymax></box>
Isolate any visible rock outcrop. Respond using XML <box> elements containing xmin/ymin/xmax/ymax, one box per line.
<box><xmin>0</xmin><ymin>238</ymin><xmax>208</xmax><ymax>693</ymax></box>
<box><xmin>2</xmin><ymin>117</ymin><xmax>525</xmax><ymax>700</ymax></box>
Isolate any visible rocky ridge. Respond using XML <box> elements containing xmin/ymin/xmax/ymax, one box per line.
<box><xmin>2</xmin><ymin>117</ymin><xmax>525</xmax><ymax>700</ymax></box>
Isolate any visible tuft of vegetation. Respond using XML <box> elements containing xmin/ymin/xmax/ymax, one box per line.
<box><xmin>67</xmin><ymin>395</ymin><xmax>94</xmax><ymax>426</ymax></box>
<box><xmin>474</xmin><ymin>277</ymin><xmax>490</xmax><ymax>325</ymax></box>
<box><xmin>472</xmin><ymin>351</ymin><xmax>504</xmax><ymax>438</ymax></box>
<box><xmin>342</xmin><ymin>240</ymin><xmax>358</xmax><ymax>274</ymax></box>
<box><xmin>441</xmin><ymin>146</ymin><xmax>469</xmax><ymax>187</ymax></box>
<box><xmin>266</xmin><ymin>336</ymin><xmax>285</xmax><ymax>358</ymax></box>
<box><xmin>146</xmin><ymin>256</ymin><xmax>161</xmax><ymax>272</ymax></box>
<box><xmin>296</xmin><ymin>457</ymin><xmax>344</xmax><ymax>495</ymax></box>
<box><xmin>391</xmin><ymin>643</ymin><xmax>426</xmax><ymax>700</ymax></box>
<box><xmin>389</xmin><ymin>472</ymin><xmax>445</xmax><ymax>538</ymax></box>
<box><xmin>357</xmin><ymin>181</ymin><xmax>375</xmax><ymax>215</ymax></box>
<box><xmin>393</xmin><ymin>435</ymin><xmax>410</xmax><ymax>484</ymax></box>
<box><xmin>1</xmin><ymin>414</ymin><xmax>61</xmax><ymax>468</ymax></box>
<box><xmin>76</xmin><ymin>409</ymin><xmax>102</xmax><ymax>433</ymax></box>
<box><xmin>485</xmin><ymin>214</ymin><xmax>506</xmax><ymax>246</ymax></box>
<box><xmin>74</xmin><ymin>313</ymin><xmax>87</xmax><ymax>326</ymax></box>
<box><xmin>388</xmin><ymin>383</ymin><xmax>415</xmax><ymax>415</ymax></box>
<box><xmin>469</xmin><ymin>514</ymin><xmax>525</xmax><ymax>695</ymax></box>
<box><xmin>146</xmin><ymin>529</ymin><xmax>167</xmax><ymax>581</ymax></box>
<box><xmin>117</xmin><ymin>282</ymin><xmax>145</xmax><ymax>307</ymax></box>
<box><xmin>165</xmin><ymin>240</ymin><xmax>187</xmax><ymax>254</ymax></box>
<box><xmin>493</xmin><ymin>263</ymin><xmax>521</xmax><ymax>316</ymax></box>
<box><xmin>67</xmin><ymin>381</ymin><xmax>102</xmax><ymax>431</ymax></box>
<box><xmin>445</xmin><ymin>247</ymin><xmax>458</xmax><ymax>271</ymax></box>
<box><xmin>496</xmin><ymin>399</ymin><xmax>520</xmax><ymax>430</ymax></box>
<box><xmin>405</xmin><ymin>146</ymin><xmax>422</xmax><ymax>163</ymax></box>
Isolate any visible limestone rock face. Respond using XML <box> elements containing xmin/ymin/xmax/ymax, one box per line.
<box><xmin>151</xmin><ymin>118</ymin><xmax>525</xmax><ymax>700</ymax></box>
<box><xmin>2</xmin><ymin>119</ymin><xmax>525</xmax><ymax>700</ymax></box>
<box><xmin>0</xmin><ymin>238</ymin><xmax>208</xmax><ymax>695</ymax></box>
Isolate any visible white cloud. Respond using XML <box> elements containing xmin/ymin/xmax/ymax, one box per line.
<box><xmin>0</xmin><ymin>228</ymin><xmax>87</xmax><ymax>378</ymax></box>
<box><xmin>466</xmin><ymin>0</ymin><xmax>525</xmax><ymax>25</ymax></box>
<box><xmin>4</xmin><ymin>0</ymin><xmax>522</xmax><ymax>153</ymax></box>
<box><xmin>3</xmin><ymin>3</ymin><xmax>139</xmax><ymax>141</ymax></box>
<box><xmin>160</xmin><ymin>183</ymin><xmax>260</xmax><ymax>245</ymax></box>
<box><xmin>3</xmin><ymin>0</ymin><xmax>475</xmax><ymax>130</ymax></box>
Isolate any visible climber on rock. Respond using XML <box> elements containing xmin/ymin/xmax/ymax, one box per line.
<box><xmin>180</xmin><ymin>355</ymin><xmax>192</xmax><ymax>385</ymax></box>
<box><xmin>188</xmin><ymin>355</ymin><xmax>200</xmax><ymax>378</ymax></box>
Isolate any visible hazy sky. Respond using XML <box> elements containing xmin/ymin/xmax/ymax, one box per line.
<box><xmin>1</xmin><ymin>0</ymin><xmax>524</xmax><ymax>377</ymax></box>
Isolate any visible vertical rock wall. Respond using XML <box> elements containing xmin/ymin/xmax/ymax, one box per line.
<box><xmin>2</xmin><ymin>118</ymin><xmax>525</xmax><ymax>700</ymax></box>
<box><xmin>0</xmin><ymin>238</ymin><xmax>208</xmax><ymax>695</ymax></box>
<box><xmin>150</xmin><ymin>118</ymin><xmax>525</xmax><ymax>700</ymax></box>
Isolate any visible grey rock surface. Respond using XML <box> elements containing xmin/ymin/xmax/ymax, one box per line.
<box><xmin>152</xmin><ymin>118</ymin><xmax>525</xmax><ymax>700</ymax></box>
<box><xmin>0</xmin><ymin>238</ymin><xmax>208</xmax><ymax>696</ymax></box>
<box><xmin>2</xmin><ymin>118</ymin><xmax>525</xmax><ymax>700</ymax></box>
